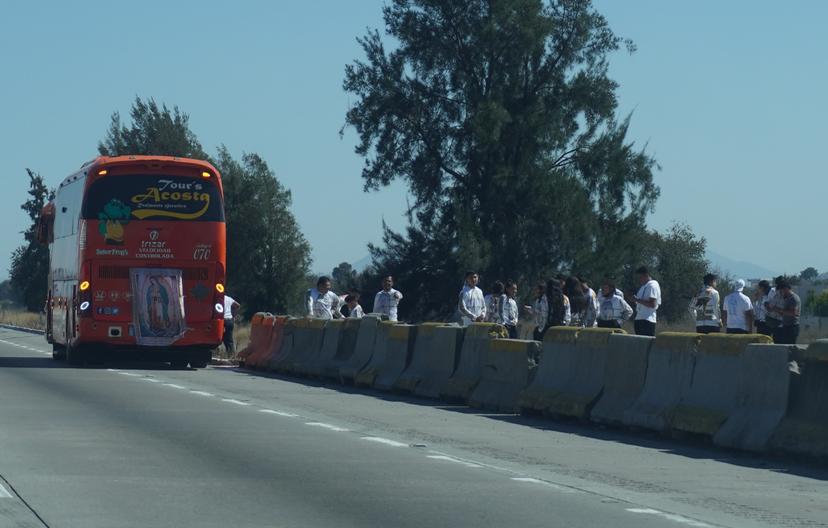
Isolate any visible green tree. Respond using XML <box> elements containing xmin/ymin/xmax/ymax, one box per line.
<box><xmin>806</xmin><ymin>290</ymin><xmax>828</xmax><ymax>317</ymax></box>
<box><xmin>344</xmin><ymin>0</ymin><xmax>659</xmax><ymax>320</ymax></box>
<box><xmin>98</xmin><ymin>97</ymin><xmax>208</xmax><ymax>159</ymax></box>
<box><xmin>216</xmin><ymin>147</ymin><xmax>312</xmax><ymax>317</ymax></box>
<box><xmin>9</xmin><ymin>169</ymin><xmax>54</xmax><ymax>311</ymax></box>
<box><xmin>332</xmin><ymin>262</ymin><xmax>361</xmax><ymax>293</ymax></box>
<box><xmin>800</xmin><ymin>267</ymin><xmax>819</xmax><ymax>281</ymax></box>
<box><xmin>624</xmin><ymin>223</ymin><xmax>708</xmax><ymax>324</ymax></box>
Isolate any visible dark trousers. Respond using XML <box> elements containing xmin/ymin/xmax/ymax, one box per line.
<box><xmin>597</xmin><ymin>319</ymin><xmax>622</xmax><ymax>329</ymax></box>
<box><xmin>774</xmin><ymin>325</ymin><xmax>800</xmax><ymax>345</ymax></box>
<box><xmin>726</xmin><ymin>328</ymin><xmax>748</xmax><ymax>335</ymax></box>
<box><xmin>696</xmin><ymin>325</ymin><xmax>720</xmax><ymax>334</ymax></box>
<box><xmin>223</xmin><ymin>318</ymin><xmax>235</xmax><ymax>354</ymax></box>
<box><xmin>755</xmin><ymin>321</ymin><xmax>773</xmax><ymax>336</ymax></box>
<box><xmin>505</xmin><ymin>324</ymin><xmax>517</xmax><ymax>339</ymax></box>
<box><xmin>533</xmin><ymin>327</ymin><xmax>546</xmax><ymax>342</ymax></box>
<box><xmin>634</xmin><ymin>320</ymin><xmax>656</xmax><ymax>337</ymax></box>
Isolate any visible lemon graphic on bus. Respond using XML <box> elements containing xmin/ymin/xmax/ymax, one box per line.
<box><xmin>98</xmin><ymin>199</ymin><xmax>132</xmax><ymax>245</ymax></box>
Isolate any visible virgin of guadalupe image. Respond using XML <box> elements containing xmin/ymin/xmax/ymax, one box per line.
<box><xmin>147</xmin><ymin>276</ymin><xmax>171</xmax><ymax>334</ymax></box>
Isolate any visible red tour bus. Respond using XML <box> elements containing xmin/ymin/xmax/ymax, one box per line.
<box><xmin>38</xmin><ymin>155</ymin><xmax>227</xmax><ymax>367</ymax></box>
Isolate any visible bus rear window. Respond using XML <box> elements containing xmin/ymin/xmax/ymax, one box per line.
<box><xmin>81</xmin><ymin>174</ymin><xmax>224</xmax><ymax>222</ymax></box>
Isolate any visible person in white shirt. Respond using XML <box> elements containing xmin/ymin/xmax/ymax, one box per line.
<box><xmin>458</xmin><ymin>271</ymin><xmax>486</xmax><ymax>326</ymax></box>
<box><xmin>373</xmin><ymin>275</ymin><xmax>403</xmax><ymax>321</ymax></box>
<box><xmin>722</xmin><ymin>279</ymin><xmax>754</xmax><ymax>334</ymax></box>
<box><xmin>579</xmin><ymin>276</ymin><xmax>600</xmax><ymax>328</ymax></box>
<box><xmin>484</xmin><ymin>281</ymin><xmax>505</xmax><ymax>324</ymax></box>
<box><xmin>222</xmin><ymin>293</ymin><xmax>241</xmax><ymax>354</ymax></box>
<box><xmin>689</xmin><ymin>273</ymin><xmax>721</xmax><ymax>334</ymax></box>
<box><xmin>500</xmin><ymin>280</ymin><xmax>519</xmax><ymax>338</ymax></box>
<box><xmin>306</xmin><ymin>276</ymin><xmax>343</xmax><ymax>320</ymax></box>
<box><xmin>752</xmin><ymin>279</ymin><xmax>772</xmax><ymax>336</ymax></box>
<box><xmin>344</xmin><ymin>294</ymin><xmax>364</xmax><ymax>319</ymax></box>
<box><xmin>596</xmin><ymin>279</ymin><xmax>633</xmax><ymax>329</ymax></box>
<box><xmin>632</xmin><ymin>266</ymin><xmax>661</xmax><ymax>336</ymax></box>
<box><xmin>523</xmin><ymin>282</ymin><xmax>548</xmax><ymax>341</ymax></box>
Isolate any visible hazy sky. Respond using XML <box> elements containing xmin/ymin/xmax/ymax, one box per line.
<box><xmin>1</xmin><ymin>1</ymin><xmax>825</xmax><ymax>279</ymax></box>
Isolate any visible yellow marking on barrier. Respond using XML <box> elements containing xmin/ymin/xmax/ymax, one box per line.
<box><xmin>388</xmin><ymin>324</ymin><xmax>413</xmax><ymax>341</ymax></box>
<box><xmin>466</xmin><ymin>322</ymin><xmax>503</xmax><ymax>339</ymax></box>
<box><xmin>490</xmin><ymin>338</ymin><xmax>535</xmax><ymax>354</ymax></box>
<box><xmin>577</xmin><ymin>327</ymin><xmax>624</xmax><ymax>347</ymax></box>
<box><xmin>803</xmin><ymin>340</ymin><xmax>828</xmax><ymax>362</ymax></box>
<box><xmin>543</xmin><ymin>327</ymin><xmax>580</xmax><ymax>344</ymax></box>
<box><xmin>670</xmin><ymin>405</ymin><xmax>728</xmax><ymax>436</ymax></box>
<box><xmin>654</xmin><ymin>332</ymin><xmax>701</xmax><ymax>353</ymax></box>
<box><xmin>416</xmin><ymin>322</ymin><xmax>447</xmax><ymax>337</ymax></box>
<box><xmin>698</xmin><ymin>334</ymin><xmax>772</xmax><ymax>356</ymax></box>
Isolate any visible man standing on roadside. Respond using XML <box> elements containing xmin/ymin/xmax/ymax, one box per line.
<box><xmin>222</xmin><ymin>293</ymin><xmax>241</xmax><ymax>354</ymax></box>
<box><xmin>306</xmin><ymin>276</ymin><xmax>343</xmax><ymax>320</ymax></box>
<box><xmin>458</xmin><ymin>271</ymin><xmax>486</xmax><ymax>326</ymax></box>
<box><xmin>722</xmin><ymin>279</ymin><xmax>754</xmax><ymax>334</ymax></box>
<box><xmin>769</xmin><ymin>280</ymin><xmax>801</xmax><ymax>344</ymax></box>
<box><xmin>689</xmin><ymin>273</ymin><xmax>721</xmax><ymax>334</ymax></box>
<box><xmin>373</xmin><ymin>275</ymin><xmax>403</xmax><ymax>322</ymax></box>
<box><xmin>632</xmin><ymin>266</ymin><xmax>661</xmax><ymax>337</ymax></box>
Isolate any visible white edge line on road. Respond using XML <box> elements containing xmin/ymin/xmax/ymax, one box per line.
<box><xmin>190</xmin><ymin>390</ymin><xmax>214</xmax><ymax>397</ymax></box>
<box><xmin>0</xmin><ymin>483</ymin><xmax>12</xmax><ymax>499</ymax></box>
<box><xmin>259</xmin><ymin>409</ymin><xmax>298</xmax><ymax>417</ymax></box>
<box><xmin>426</xmin><ymin>455</ymin><xmax>482</xmax><ymax>468</ymax></box>
<box><xmin>221</xmin><ymin>398</ymin><xmax>250</xmax><ymax>406</ymax></box>
<box><xmin>361</xmin><ymin>437</ymin><xmax>409</xmax><ymax>448</ymax></box>
<box><xmin>626</xmin><ymin>508</ymin><xmax>714</xmax><ymax>527</ymax></box>
<box><xmin>305</xmin><ymin>422</ymin><xmax>349</xmax><ymax>432</ymax></box>
<box><xmin>510</xmin><ymin>477</ymin><xmax>574</xmax><ymax>493</ymax></box>
<box><xmin>142</xmin><ymin>378</ymin><xmax>161</xmax><ymax>383</ymax></box>
<box><xmin>164</xmin><ymin>383</ymin><xmax>186</xmax><ymax>389</ymax></box>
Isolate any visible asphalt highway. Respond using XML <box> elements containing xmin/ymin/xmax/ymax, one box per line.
<box><xmin>0</xmin><ymin>327</ymin><xmax>826</xmax><ymax>528</ymax></box>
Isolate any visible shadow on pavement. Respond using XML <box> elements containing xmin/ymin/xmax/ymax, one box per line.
<box><xmin>230</xmin><ymin>365</ymin><xmax>828</xmax><ymax>481</ymax></box>
<box><xmin>0</xmin><ymin>355</ymin><xmax>195</xmax><ymax>371</ymax></box>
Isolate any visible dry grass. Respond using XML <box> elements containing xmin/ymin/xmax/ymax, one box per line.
<box><xmin>216</xmin><ymin>321</ymin><xmax>250</xmax><ymax>360</ymax></box>
<box><xmin>0</xmin><ymin>309</ymin><xmax>45</xmax><ymax>331</ymax></box>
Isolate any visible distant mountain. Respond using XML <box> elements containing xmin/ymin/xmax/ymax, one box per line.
<box><xmin>352</xmin><ymin>255</ymin><xmax>374</xmax><ymax>272</ymax></box>
<box><xmin>706</xmin><ymin>249</ymin><xmax>778</xmax><ymax>280</ymax></box>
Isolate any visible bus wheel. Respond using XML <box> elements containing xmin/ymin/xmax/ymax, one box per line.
<box><xmin>189</xmin><ymin>349</ymin><xmax>211</xmax><ymax>369</ymax></box>
<box><xmin>66</xmin><ymin>342</ymin><xmax>86</xmax><ymax>366</ymax></box>
<box><xmin>52</xmin><ymin>344</ymin><xmax>66</xmax><ymax>360</ymax></box>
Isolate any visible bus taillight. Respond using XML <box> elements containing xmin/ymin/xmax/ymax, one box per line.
<box><xmin>213</xmin><ymin>262</ymin><xmax>226</xmax><ymax>320</ymax></box>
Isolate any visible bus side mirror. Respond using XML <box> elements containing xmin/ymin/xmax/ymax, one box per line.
<box><xmin>36</xmin><ymin>208</ymin><xmax>54</xmax><ymax>245</ymax></box>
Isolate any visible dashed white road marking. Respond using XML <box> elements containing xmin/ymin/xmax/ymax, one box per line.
<box><xmin>259</xmin><ymin>409</ymin><xmax>298</xmax><ymax>417</ymax></box>
<box><xmin>190</xmin><ymin>390</ymin><xmax>214</xmax><ymax>397</ymax></box>
<box><xmin>221</xmin><ymin>398</ymin><xmax>250</xmax><ymax>406</ymax></box>
<box><xmin>119</xmin><ymin>372</ymin><xmax>141</xmax><ymax>377</ymax></box>
<box><xmin>0</xmin><ymin>483</ymin><xmax>12</xmax><ymax>499</ymax></box>
<box><xmin>305</xmin><ymin>422</ymin><xmax>349</xmax><ymax>432</ymax></box>
<box><xmin>626</xmin><ymin>508</ymin><xmax>714</xmax><ymax>527</ymax></box>
<box><xmin>142</xmin><ymin>378</ymin><xmax>161</xmax><ymax>383</ymax></box>
<box><xmin>426</xmin><ymin>455</ymin><xmax>483</xmax><ymax>468</ymax></box>
<box><xmin>163</xmin><ymin>383</ymin><xmax>186</xmax><ymax>389</ymax></box>
<box><xmin>510</xmin><ymin>477</ymin><xmax>574</xmax><ymax>493</ymax></box>
<box><xmin>361</xmin><ymin>436</ymin><xmax>408</xmax><ymax>448</ymax></box>
<box><xmin>107</xmin><ymin>368</ymin><xmax>120</xmax><ymax>372</ymax></box>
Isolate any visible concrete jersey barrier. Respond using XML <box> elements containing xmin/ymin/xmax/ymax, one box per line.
<box><xmin>244</xmin><ymin>314</ymin><xmax>276</xmax><ymax>367</ymax></box>
<box><xmin>248</xmin><ymin>316</ymin><xmax>286</xmax><ymax>369</ymax></box>
<box><xmin>714</xmin><ymin>343</ymin><xmax>794</xmax><ymax>452</ymax></box>
<box><xmin>670</xmin><ymin>333</ymin><xmax>772</xmax><ymax>437</ymax></box>
<box><xmin>441</xmin><ymin>323</ymin><xmax>507</xmax><ymax>402</ymax></box>
<box><xmin>268</xmin><ymin>318</ymin><xmax>298</xmax><ymax>372</ymax></box>
<box><xmin>303</xmin><ymin>319</ymin><xmax>346</xmax><ymax>378</ymax></box>
<box><xmin>338</xmin><ymin>316</ymin><xmax>382</xmax><ymax>383</ymax></box>
<box><xmin>469</xmin><ymin>338</ymin><xmax>539</xmax><ymax>413</ymax></box>
<box><xmin>350</xmin><ymin>320</ymin><xmax>396</xmax><ymax>385</ymax></box>
<box><xmin>518</xmin><ymin>327</ymin><xmax>580</xmax><ymax>413</ymax></box>
<box><xmin>319</xmin><ymin>318</ymin><xmax>361</xmax><ymax>379</ymax></box>
<box><xmin>543</xmin><ymin>327</ymin><xmax>625</xmax><ymax>420</ymax></box>
<box><xmin>769</xmin><ymin>340</ymin><xmax>828</xmax><ymax>458</ymax></box>
<box><xmin>590</xmin><ymin>334</ymin><xmax>654</xmax><ymax>426</ymax></box>
<box><xmin>373</xmin><ymin>324</ymin><xmax>417</xmax><ymax>391</ymax></box>
<box><xmin>622</xmin><ymin>332</ymin><xmax>700</xmax><ymax>432</ymax></box>
<box><xmin>238</xmin><ymin>312</ymin><xmax>269</xmax><ymax>363</ymax></box>
<box><xmin>394</xmin><ymin>323</ymin><xmax>449</xmax><ymax>394</ymax></box>
<box><xmin>290</xmin><ymin>319</ymin><xmax>330</xmax><ymax>377</ymax></box>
